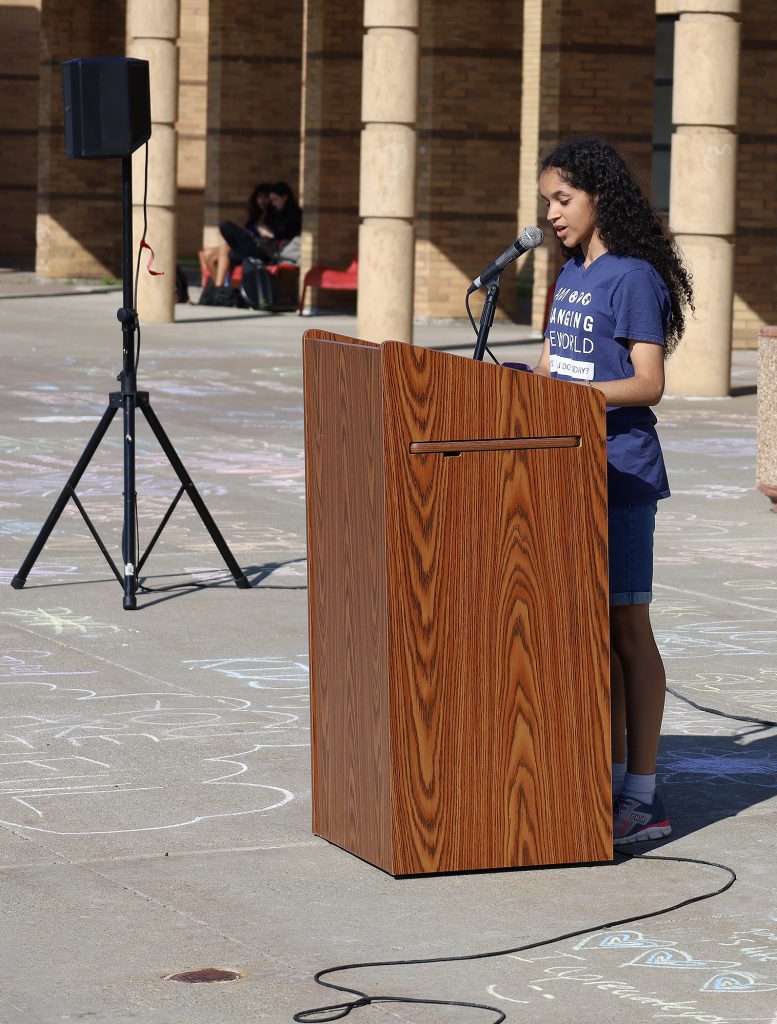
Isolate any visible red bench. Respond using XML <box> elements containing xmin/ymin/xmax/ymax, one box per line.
<box><xmin>298</xmin><ymin>257</ymin><xmax>358</xmax><ymax>313</ymax></box>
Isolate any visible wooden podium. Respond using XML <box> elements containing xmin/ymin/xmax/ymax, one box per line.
<box><xmin>303</xmin><ymin>330</ymin><xmax>611</xmax><ymax>875</ymax></box>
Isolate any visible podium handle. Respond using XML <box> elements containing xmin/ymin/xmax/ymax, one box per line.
<box><xmin>409</xmin><ymin>436</ymin><xmax>580</xmax><ymax>455</ymax></box>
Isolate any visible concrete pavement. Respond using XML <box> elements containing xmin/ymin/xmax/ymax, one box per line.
<box><xmin>1</xmin><ymin>281</ymin><xmax>776</xmax><ymax>1024</ymax></box>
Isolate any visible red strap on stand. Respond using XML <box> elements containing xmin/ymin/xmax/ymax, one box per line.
<box><xmin>140</xmin><ymin>239</ymin><xmax>164</xmax><ymax>276</ymax></box>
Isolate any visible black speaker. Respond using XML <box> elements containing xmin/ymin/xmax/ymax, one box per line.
<box><xmin>62</xmin><ymin>57</ymin><xmax>151</xmax><ymax>160</ymax></box>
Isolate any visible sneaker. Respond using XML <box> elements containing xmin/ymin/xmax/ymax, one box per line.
<box><xmin>211</xmin><ymin>284</ymin><xmax>239</xmax><ymax>307</ymax></box>
<box><xmin>197</xmin><ymin>279</ymin><xmax>217</xmax><ymax>305</ymax></box>
<box><xmin>613</xmin><ymin>792</ymin><xmax>671</xmax><ymax>845</ymax></box>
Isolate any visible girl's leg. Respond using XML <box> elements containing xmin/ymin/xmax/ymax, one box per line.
<box><xmin>610</xmin><ymin>602</ymin><xmax>666</xmax><ymax>775</ymax></box>
<box><xmin>199</xmin><ymin>247</ymin><xmax>211</xmax><ymax>282</ymax></box>
<box><xmin>610</xmin><ymin>646</ymin><xmax>627</xmax><ymax>794</ymax></box>
<box><xmin>216</xmin><ymin>221</ymin><xmax>256</xmax><ymax>288</ymax></box>
<box><xmin>203</xmin><ymin>247</ymin><xmax>219</xmax><ymax>282</ymax></box>
<box><xmin>214</xmin><ymin>243</ymin><xmax>232</xmax><ymax>287</ymax></box>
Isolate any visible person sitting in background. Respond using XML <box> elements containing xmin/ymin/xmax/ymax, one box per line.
<box><xmin>237</xmin><ymin>183</ymin><xmax>304</xmax><ymax>312</ymax></box>
<box><xmin>198</xmin><ymin>182</ymin><xmax>273</xmax><ymax>304</ymax></box>
<box><xmin>220</xmin><ymin>180</ymin><xmax>302</xmax><ymax>267</ymax></box>
<box><xmin>261</xmin><ymin>182</ymin><xmax>303</xmax><ymax>262</ymax></box>
<box><xmin>226</xmin><ymin>180</ymin><xmax>303</xmax><ymax>267</ymax></box>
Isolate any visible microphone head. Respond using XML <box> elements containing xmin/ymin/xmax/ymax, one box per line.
<box><xmin>518</xmin><ymin>225</ymin><xmax>544</xmax><ymax>250</ymax></box>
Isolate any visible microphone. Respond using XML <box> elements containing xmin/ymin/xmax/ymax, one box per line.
<box><xmin>467</xmin><ymin>226</ymin><xmax>544</xmax><ymax>294</ymax></box>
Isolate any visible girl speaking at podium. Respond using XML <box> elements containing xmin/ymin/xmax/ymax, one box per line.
<box><xmin>535</xmin><ymin>137</ymin><xmax>694</xmax><ymax>846</ymax></box>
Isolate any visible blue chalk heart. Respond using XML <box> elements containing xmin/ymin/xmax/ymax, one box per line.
<box><xmin>701</xmin><ymin>973</ymin><xmax>777</xmax><ymax>993</ymax></box>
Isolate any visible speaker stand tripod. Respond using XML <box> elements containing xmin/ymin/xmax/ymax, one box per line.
<box><xmin>11</xmin><ymin>156</ymin><xmax>250</xmax><ymax>609</ymax></box>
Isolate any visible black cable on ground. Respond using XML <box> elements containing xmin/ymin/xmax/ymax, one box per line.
<box><xmin>667</xmin><ymin>685</ymin><xmax>777</xmax><ymax>731</ymax></box>
<box><xmin>294</xmin><ymin>853</ymin><xmax>736</xmax><ymax>1022</ymax></box>
<box><xmin>295</xmin><ymin>684</ymin><xmax>775</xmax><ymax>1023</ymax></box>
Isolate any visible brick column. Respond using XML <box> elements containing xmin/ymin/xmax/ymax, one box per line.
<box><xmin>35</xmin><ymin>0</ymin><xmax>126</xmax><ymax>279</ymax></box>
<box><xmin>733</xmin><ymin>3</ymin><xmax>777</xmax><ymax>347</ymax></box>
<box><xmin>176</xmin><ymin>0</ymin><xmax>208</xmax><ymax>261</ymax></box>
<box><xmin>519</xmin><ymin>0</ymin><xmax>559</xmax><ymax>331</ymax></box>
<box><xmin>298</xmin><ymin>0</ymin><xmax>361</xmax><ymax>312</ymax></box>
<box><xmin>413</xmin><ymin>2</ymin><xmax>522</xmax><ymax>322</ymax></box>
<box><xmin>1</xmin><ymin>1</ymin><xmax>42</xmax><ymax>267</ymax></box>
<box><xmin>523</xmin><ymin>0</ymin><xmax>656</xmax><ymax>333</ymax></box>
<box><xmin>357</xmin><ymin>0</ymin><xmax>418</xmax><ymax>343</ymax></box>
<box><xmin>666</xmin><ymin>1</ymin><xmax>740</xmax><ymax>396</ymax></box>
<box><xmin>128</xmin><ymin>0</ymin><xmax>179</xmax><ymax>323</ymax></box>
<box><xmin>203</xmin><ymin>1</ymin><xmax>302</xmax><ymax>251</ymax></box>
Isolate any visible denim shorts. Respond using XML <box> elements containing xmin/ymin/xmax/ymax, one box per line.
<box><xmin>608</xmin><ymin>502</ymin><xmax>657</xmax><ymax>606</ymax></box>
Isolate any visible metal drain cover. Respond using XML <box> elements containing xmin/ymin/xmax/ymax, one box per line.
<box><xmin>165</xmin><ymin>967</ymin><xmax>242</xmax><ymax>983</ymax></box>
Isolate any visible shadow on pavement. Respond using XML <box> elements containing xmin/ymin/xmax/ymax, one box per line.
<box><xmin>658</xmin><ymin>729</ymin><xmax>777</xmax><ymax>841</ymax></box>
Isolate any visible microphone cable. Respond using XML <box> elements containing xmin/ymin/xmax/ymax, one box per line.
<box><xmin>667</xmin><ymin>685</ymin><xmax>777</xmax><ymax>732</ymax></box>
<box><xmin>126</xmin><ymin>142</ymin><xmax>150</xmax><ymax>579</ymax></box>
<box><xmin>294</xmin><ymin>686</ymin><xmax>777</xmax><ymax>1024</ymax></box>
<box><xmin>132</xmin><ymin>141</ymin><xmax>150</xmax><ymax>377</ymax></box>
<box><xmin>294</xmin><ymin>852</ymin><xmax>735</xmax><ymax>1023</ymax></box>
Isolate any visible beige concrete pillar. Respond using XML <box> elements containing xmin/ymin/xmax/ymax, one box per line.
<box><xmin>357</xmin><ymin>0</ymin><xmax>419</xmax><ymax>343</ymax></box>
<box><xmin>666</xmin><ymin>2</ymin><xmax>740</xmax><ymax>396</ymax></box>
<box><xmin>128</xmin><ymin>0</ymin><xmax>179</xmax><ymax>323</ymax></box>
<box><xmin>757</xmin><ymin>326</ymin><xmax>777</xmax><ymax>510</ymax></box>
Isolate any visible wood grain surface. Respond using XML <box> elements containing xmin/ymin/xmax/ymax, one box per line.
<box><xmin>303</xmin><ymin>329</ymin><xmax>392</xmax><ymax>870</ymax></box>
<box><xmin>304</xmin><ymin>332</ymin><xmax>611</xmax><ymax>875</ymax></box>
<box><xmin>381</xmin><ymin>343</ymin><xmax>610</xmax><ymax>873</ymax></box>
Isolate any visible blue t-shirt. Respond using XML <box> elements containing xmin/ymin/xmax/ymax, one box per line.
<box><xmin>545</xmin><ymin>253</ymin><xmax>671</xmax><ymax>505</ymax></box>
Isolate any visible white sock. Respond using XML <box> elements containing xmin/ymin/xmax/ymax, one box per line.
<box><xmin>612</xmin><ymin>761</ymin><xmax>626</xmax><ymax>795</ymax></box>
<box><xmin>622</xmin><ymin>772</ymin><xmax>656</xmax><ymax>803</ymax></box>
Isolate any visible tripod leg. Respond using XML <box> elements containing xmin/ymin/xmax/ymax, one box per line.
<box><xmin>12</xmin><ymin>404</ymin><xmax>119</xmax><ymax>589</ymax></box>
<box><xmin>138</xmin><ymin>397</ymin><xmax>250</xmax><ymax>589</ymax></box>
<box><xmin>122</xmin><ymin>393</ymin><xmax>138</xmax><ymax>610</ymax></box>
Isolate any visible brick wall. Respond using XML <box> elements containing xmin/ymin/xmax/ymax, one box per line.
<box><xmin>178</xmin><ymin>0</ymin><xmax>208</xmax><ymax>261</ymax></box>
<box><xmin>0</xmin><ymin>0</ymin><xmax>41</xmax><ymax>267</ymax></box>
<box><xmin>36</xmin><ymin>0</ymin><xmax>127</xmax><ymax>279</ymax></box>
<box><xmin>734</xmin><ymin>1</ymin><xmax>777</xmax><ymax>348</ymax></box>
<box><xmin>414</xmin><ymin>1</ymin><xmax>523</xmax><ymax>322</ymax></box>
<box><xmin>527</xmin><ymin>0</ymin><xmax>656</xmax><ymax>330</ymax></box>
<box><xmin>203</xmin><ymin>0</ymin><xmax>303</xmax><ymax>249</ymax></box>
<box><xmin>298</xmin><ymin>0</ymin><xmax>361</xmax><ymax>312</ymax></box>
<box><xmin>13</xmin><ymin>0</ymin><xmax>774</xmax><ymax>342</ymax></box>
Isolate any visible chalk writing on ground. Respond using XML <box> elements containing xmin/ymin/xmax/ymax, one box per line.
<box><xmin>1</xmin><ymin>607</ymin><xmax>121</xmax><ymax>637</ymax></box>
<box><xmin>0</xmin><ymin>681</ymin><xmax>306</xmax><ymax>836</ymax></box>
<box><xmin>184</xmin><ymin>656</ymin><xmax>310</xmax><ymax>691</ymax></box>
<box><xmin>489</xmin><ymin>924</ymin><xmax>777</xmax><ymax>1023</ymax></box>
<box><xmin>655</xmin><ymin>620</ymin><xmax>776</xmax><ymax>659</ymax></box>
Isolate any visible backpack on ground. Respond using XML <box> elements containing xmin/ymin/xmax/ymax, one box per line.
<box><xmin>240</xmin><ymin>257</ymin><xmax>276</xmax><ymax>311</ymax></box>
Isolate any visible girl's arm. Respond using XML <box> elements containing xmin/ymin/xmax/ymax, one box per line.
<box><xmin>533</xmin><ymin>339</ymin><xmax>551</xmax><ymax>376</ymax></box>
<box><xmin>592</xmin><ymin>340</ymin><xmax>665</xmax><ymax>407</ymax></box>
<box><xmin>534</xmin><ymin>340</ymin><xmax>665</xmax><ymax>405</ymax></box>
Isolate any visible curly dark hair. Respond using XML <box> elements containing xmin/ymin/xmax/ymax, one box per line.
<box><xmin>540</xmin><ymin>137</ymin><xmax>693</xmax><ymax>354</ymax></box>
